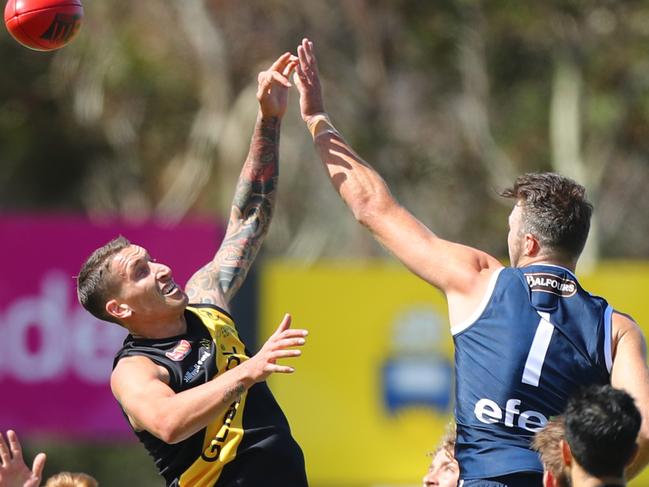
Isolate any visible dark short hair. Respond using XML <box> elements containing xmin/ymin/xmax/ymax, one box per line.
<box><xmin>564</xmin><ymin>384</ymin><xmax>641</xmax><ymax>478</ymax></box>
<box><xmin>77</xmin><ymin>236</ymin><xmax>131</xmax><ymax>324</ymax></box>
<box><xmin>501</xmin><ymin>173</ymin><xmax>593</xmax><ymax>259</ymax></box>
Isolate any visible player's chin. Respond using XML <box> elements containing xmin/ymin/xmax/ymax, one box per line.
<box><xmin>176</xmin><ymin>291</ymin><xmax>190</xmax><ymax>306</ymax></box>
<box><xmin>165</xmin><ymin>289</ymin><xmax>189</xmax><ymax>307</ymax></box>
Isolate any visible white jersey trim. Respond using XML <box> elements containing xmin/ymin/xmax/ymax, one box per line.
<box><xmin>451</xmin><ymin>267</ymin><xmax>504</xmax><ymax>336</ymax></box>
<box><xmin>604</xmin><ymin>305</ymin><xmax>613</xmax><ymax>373</ymax></box>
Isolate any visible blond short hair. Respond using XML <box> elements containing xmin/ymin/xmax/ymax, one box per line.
<box><xmin>44</xmin><ymin>472</ymin><xmax>98</xmax><ymax>487</ymax></box>
<box><xmin>430</xmin><ymin>422</ymin><xmax>457</xmax><ymax>458</ymax></box>
<box><xmin>532</xmin><ymin>417</ymin><xmax>565</xmax><ymax>478</ymax></box>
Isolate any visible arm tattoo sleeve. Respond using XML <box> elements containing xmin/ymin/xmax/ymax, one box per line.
<box><xmin>186</xmin><ymin>116</ymin><xmax>280</xmax><ymax>306</ymax></box>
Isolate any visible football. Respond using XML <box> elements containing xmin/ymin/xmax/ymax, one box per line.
<box><xmin>4</xmin><ymin>0</ymin><xmax>83</xmax><ymax>51</ymax></box>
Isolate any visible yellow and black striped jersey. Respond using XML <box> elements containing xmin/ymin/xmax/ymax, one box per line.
<box><xmin>113</xmin><ymin>304</ymin><xmax>308</xmax><ymax>487</ymax></box>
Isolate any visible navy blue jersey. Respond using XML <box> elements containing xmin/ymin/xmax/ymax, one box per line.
<box><xmin>453</xmin><ymin>264</ymin><xmax>612</xmax><ymax>480</ymax></box>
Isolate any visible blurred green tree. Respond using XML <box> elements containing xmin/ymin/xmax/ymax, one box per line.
<box><xmin>3</xmin><ymin>1</ymin><xmax>649</xmax><ymax>262</ymax></box>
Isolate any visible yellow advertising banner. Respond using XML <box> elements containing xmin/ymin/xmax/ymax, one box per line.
<box><xmin>260</xmin><ymin>261</ymin><xmax>649</xmax><ymax>487</ymax></box>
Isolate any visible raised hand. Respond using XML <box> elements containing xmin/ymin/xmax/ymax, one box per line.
<box><xmin>0</xmin><ymin>431</ymin><xmax>46</xmax><ymax>487</ymax></box>
<box><xmin>243</xmin><ymin>314</ymin><xmax>307</xmax><ymax>383</ymax></box>
<box><xmin>294</xmin><ymin>38</ymin><xmax>325</xmax><ymax>122</ymax></box>
<box><xmin>257</xmin><ymin>52</ymin><xmax>298</xmax><ymax>119</ymax></box>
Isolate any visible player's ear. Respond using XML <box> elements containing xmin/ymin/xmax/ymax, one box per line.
<box><xmin>523</xmin><ymin>233</ymin><xmax>541</xmax><ymax>257</ymax></box>
<box><xmin>560</xmin><ymin>439</ymin><xmax>572</xmax><ymax>467</ymax></box>
<box><xmin>106</xmin><ymin>299</ymin><xmax>132</xmax><ymax>320</ymax></box>
<box><xmin>543</xmin><ymin>470</ymin><xmax>556</xmax><ymax>487</ymax></box>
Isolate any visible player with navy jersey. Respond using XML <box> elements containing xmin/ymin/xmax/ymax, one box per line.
<box><xmin>453</xmin><ymin>264</ymin><xmax>611</xmax><ymax>481</ymax></box>
<box><xmin>77</xmin><ymin>52</ymin><xmax>309</xmax><ymax>487</ymax></box>
<box><xmin>293</xmin><ymin>38</ymin><xmax>649</xmax><ymax>486</ymax></box>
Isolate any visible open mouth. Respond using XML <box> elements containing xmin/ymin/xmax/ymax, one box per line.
<box><xmin>161</xmin><ymin>281</ymin><xmax>178</xmax><ymax>296</ymax></box>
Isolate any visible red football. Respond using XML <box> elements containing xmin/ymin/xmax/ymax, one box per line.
<box><xmin>4</xmin><ymin>0</ymin><xmax>83</xmax><ymax>51</ymax></box>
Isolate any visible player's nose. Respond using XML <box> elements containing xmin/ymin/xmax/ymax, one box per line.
<box><xmin>422</xmin><ymin>473</ymin><xmax>437</xmax><ymax>486</ymax></box>
<box><xmin>155</xmin><ymin>261</ymin><xmax>173</xmax><ymax>278</ymax></box>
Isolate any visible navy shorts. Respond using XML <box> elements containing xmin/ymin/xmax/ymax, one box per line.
<box><xmin>460</xmin><ymin>472</ymin><xmax>543</xmax><ymax>487</ymax></box>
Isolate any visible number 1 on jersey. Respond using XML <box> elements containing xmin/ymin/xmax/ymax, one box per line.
<box><xmin>521</xmin><ymin>312</ymin><xmax>555</xmax><ymax>387</ymax></box>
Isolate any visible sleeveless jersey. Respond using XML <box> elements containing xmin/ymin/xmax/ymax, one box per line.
<box><xmin>113</xmin><ymin>304</ymin><xmax>308</xmax><ymax>487</ymax></box>
<box><xmin>452</xmin><ymin>264</ymin><xmax>612</xmax><ymax>480</ymax></box>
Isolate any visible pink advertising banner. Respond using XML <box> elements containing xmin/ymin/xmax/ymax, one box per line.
<box><xmin>0</xmin><ymin>215</ymin><xmax>223</xmax><ymax>439</ymax></box>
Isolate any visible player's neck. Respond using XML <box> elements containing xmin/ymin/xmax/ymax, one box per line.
<box><xmin>128</xmin><ymin>312</ymin><xmax>188</xmax><ymax>339</ymax></box>
<box><xmin>570</xmin><ymin>462</ymin><xmax>625</xmax><ymax>487</ymax></box>
<box><xmin>518</xmin><ymin>254</ymin><xmax>576</xmax><ymax>272</ymax></box>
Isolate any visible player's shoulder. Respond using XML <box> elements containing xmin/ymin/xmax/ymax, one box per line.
<box><xmin>613</xmin><ymin>310</ymin><xmax>638</xmax><ymax>323</ymax></box>
<box><xmin>111</xmin><ymin>355</ymin><xmax>170</xmax><ymax>392</ymax></box>
<box><xmin>112</xmin><ymin>354</ymin><xmax>159</xmax><ymax>377</ymax></box>
<box><xmin>187</xmin><ymin>303</ymin><xmax>236</xmax><ymax>333</ymax></box>
<box><xmin>612</xmin><ymin>310</ymin><xmax>646</xmax><ymax>344</ymax></box>
<box><xmin>612</xmin><ymin>310</ymin><xmax>640</xmax><ymax>330</ymax></box>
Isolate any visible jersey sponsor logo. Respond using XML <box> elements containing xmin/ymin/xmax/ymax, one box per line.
<box><xmin>201</xmin><ymin>399</ymin><xmax>239</xmax><ymax>462</ymax></box>
<box><xmin>197</xmin><ymin>308</ymin><xmax>219</xmax><ymax>322</ymax></box>
<box><xmin>183</xmin><ymin>349</ymin><xmax>213</xmax><ymax>383</ymax></box>
<box><xmin>525</xmin><ymin>272</ymin><xmax>577</xmax><ymax>297</ymax></box>
<box><xmin>474</xmin><ymin>397</ymin><xmax>548</xmax><ymax>433</ymax></box>
<box><xmin>220</xmin><ymin>326</ymin><xmax>235</xmax><ymax>338</ymax></box>
<box><xmin>165</xmin><ymin>339</ymin><xmax>192</xmax><ymax>361</ymax></box>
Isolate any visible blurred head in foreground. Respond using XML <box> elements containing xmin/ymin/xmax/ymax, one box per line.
<box><xmin>423</xmin><ymin>423</ymin><xmax>459</xmax><ymax>487</ymax></box>
<box><xmin>44</xmin><ymin>472</ymin><xmax>98</xmax><ymax>487</ymax></box>
<box><xmin>561</xmin><ymin>384</ymin><xmax>640</xmax><ymax>486</ymax></box>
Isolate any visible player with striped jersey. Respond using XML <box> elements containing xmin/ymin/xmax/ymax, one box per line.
<box><xmin>77</xmin><ymin>52</ymin><xmax>308</xmax><ymax>487</ymax></box>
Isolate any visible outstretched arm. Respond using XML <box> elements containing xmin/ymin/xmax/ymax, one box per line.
<box><xmin>294</xmin><ymin>38</ymin><xmax>501</xmax><ymax>306</ymax></box>
<box><xmin>610</xmin><ymin>312</ymin><xmax>649</xmax><ymax>479</ymax></box>
<box><xmin>185</xmin><ymin>53</ymin><xmax>297</xmax><ymax>310</ymax></box>
<box><xmin>112</xmin><ymin>314</ymin><xmax>307</xmax><ymax>444</ymax></box>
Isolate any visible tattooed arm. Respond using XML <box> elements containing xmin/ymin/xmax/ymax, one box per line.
<box><xmin>185</xmin><ymin>115</ymin><xmax>279</xmax><ymax>308</ymax></box>
<box><xmin>185</xmin><ymin>53</ymin><xmax>297</xmax><ymax>310</ymax></box>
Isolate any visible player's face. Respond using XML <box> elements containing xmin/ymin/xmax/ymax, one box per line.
<box><xmin>109</xmin><ymin>245</ymin><xmax>188</xmax><ymax>323</ymax></box>
<box><xmin>507</xmin><ymin>203</ymin><xmax>525</xmax><ymax>267</ymax></box>
<box><xmin>422</xmin><ymin>449</ymin><xmax>459</xmax><ymax>487</ymax></box>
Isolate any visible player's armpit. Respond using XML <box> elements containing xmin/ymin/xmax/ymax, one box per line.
<box><xmin>610</xmin><ymin>312</ymin><xmax>649</xmax><ymax>479</ymax></box>
<box><xmin>111</xmin><ymin>356</ymin><xmax>176</xmax><ymax>437</ymax></box>
<box><xmin>185</xmin><ymin>261</ymin><xmax>228</xmax><ymax>309</ymax></box>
